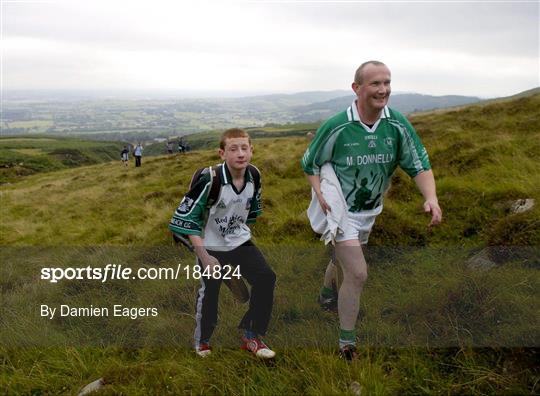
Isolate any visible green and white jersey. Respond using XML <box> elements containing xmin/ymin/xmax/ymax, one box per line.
<box><xmin>169</xmin><ymin>163</ymin><xmax>262</xmax><ymax>252</ymax></box>
<box><xmin>301</xmin><ymin>101</ymin><xmax>431</xmax><ymax>213</ymax></box>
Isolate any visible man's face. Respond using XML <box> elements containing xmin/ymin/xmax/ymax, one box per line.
<box><xmin>352</xmin><ymin>64</ymin><xmax>392</xmax><ymax>112</ymax></box>
<box><xmin>219</xmin><ymin>137</ymin><xmax>253</xmax><ymax>172</ymax></box>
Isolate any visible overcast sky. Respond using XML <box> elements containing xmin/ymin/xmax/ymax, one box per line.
<box><xmin>2</xmin><ymin>0</ymin><xmax>539</xmax><ymax>98</ymax></box>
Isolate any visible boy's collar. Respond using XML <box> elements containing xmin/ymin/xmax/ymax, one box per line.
<box><xmin>221</xmin><ymin>162</ymin><xmax>253</xmax><ymax>185</ymax></box>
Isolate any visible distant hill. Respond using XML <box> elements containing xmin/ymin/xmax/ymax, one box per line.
<box><xmin>290</xmin><ymin>93</ymin><xmax>481</xmax><ymax>122</ymax></box>
<box><xmin>0</xmin><ymin>136</ymin><xmax>125</xmax><ymax>183</ymax></box>
<box><xmin>475</xmin><ymin>86</ymin><xmax>540</xmax><ymax>104</ymax></box>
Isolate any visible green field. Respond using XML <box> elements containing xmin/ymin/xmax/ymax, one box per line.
<box><xmin>6</xmin><ymin>120</ymin><xmax>54</xmax><ymax>130</ymax></box>
<box><xmin>1</xmin><ymin>92</ymin><xmax>539</xmax><ymax>394</ymax></box>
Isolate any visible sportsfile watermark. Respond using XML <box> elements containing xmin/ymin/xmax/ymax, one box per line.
<box><xmin>1</xmin><ymin>246</ymin><xmax>538</xmax><ymax>347</ymax></box>
<box><xmin>40</xmin><ymin>263</ymin><xmax>241</xmax><ymax>283</ymax></box>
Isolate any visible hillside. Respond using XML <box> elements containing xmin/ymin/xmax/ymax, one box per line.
<box><xmin>1</xmin><ymin>93</ymin><xmax>539</xmax><ymax>395</ymax></box>
<box><xmin>0</xmin><ymin>136</ymin><xmax>125</xmax><ymax>183</ymax></box>
<box><xmin>291</xmin><ymin>93</ymin><xmax>481</xmax><ymax>122</ymax></box>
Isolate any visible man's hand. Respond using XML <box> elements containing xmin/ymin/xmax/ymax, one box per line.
<box><xmin>423</xmin><ymin>199</ymin><xmax>442</xmax><ymax>227</ymax></box>
<box><xmin>316</xmin><ymin>191</ymin><xmax>332</xmax><ymax>214</ymax></box>
<box><xmin>306</xmin><ymin>173</ymin><xmax>332</xmax><ymax>214</ymax></box>
<box><xmin>413</xmin><ymin>170</ymin><xmax>442</xmax><ymax>227</ymax></box>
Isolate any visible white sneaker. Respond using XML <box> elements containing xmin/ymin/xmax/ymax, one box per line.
<box><xmin>241</xmin><ymin>337</ymin><xmax>276</xmax><ymax>359</ymax></box>
<box><xmin>195</xmin><ymin>343</ymin><xmax>212</xmax><ymax>357</ymax></box>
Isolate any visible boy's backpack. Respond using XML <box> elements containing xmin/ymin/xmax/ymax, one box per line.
<box><xmin>172</xmin><ymin>164</ymin><xmax>261</xmax><ymax>250</ymax></box>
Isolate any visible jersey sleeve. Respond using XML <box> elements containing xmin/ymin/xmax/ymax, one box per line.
<box><xmin>395</xmin><ymin>115</ymin><xmax>432</xmax><ymax>178</ymax></box>
<box><xmin>301</xmin><ymin>119</ymin><xmax>338</xmax><ymax>175</ymax></box>
<box><xmin>246</xmin><ymin>181</ymin><xmax>262</xmax><ymax>224</ymax></box>
<box><xmin>169</xmin><ymin>172</ymin><xmax>211</xmax><ymax>236</ymax></box>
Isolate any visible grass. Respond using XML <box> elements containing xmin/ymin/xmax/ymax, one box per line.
<box><xmin>1</xmin><ymin>92</ymin><xmax>539</xmax><ymax>394</ymax></box>
<box><xmin>0</xmin><ymin>135</ymin><xmax>125</xmax><ymax>184</ymax></box>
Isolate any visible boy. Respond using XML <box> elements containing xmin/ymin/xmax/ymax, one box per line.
<box><xmin>169</xmin><ymin>128</ymin><xmax>276</xmax><ymax>359</ymax></box>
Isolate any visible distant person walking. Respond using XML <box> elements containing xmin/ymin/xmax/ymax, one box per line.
<box><xmin>167</xmin><ymin>141</ymin><xmax>174</xmax><ymax>154</ymax></box>
<box><xmin>302</xmin><ymin>61</ymin><xmax>442</xmax><ymax>360</ymax></box>
<box><xmin>120</xmin><ymin>146</ymin><xmax>129</xmax><ymax>167</ymax></box>
<box><xmin>134</xmin><ymin>143</ymin><xmax>143</xmax><ymax>167</ymax></box>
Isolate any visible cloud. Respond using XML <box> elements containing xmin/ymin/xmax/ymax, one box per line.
<box><xmin>3</xmin><ymin>0</ymin><xmax>539</xmax><ymax>96</ymax></box>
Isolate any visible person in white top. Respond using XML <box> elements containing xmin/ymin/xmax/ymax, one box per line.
<box><xmin>133</xmin><ymin>143</ymin><xmax>143</xmax><ymax>167</ymax></box>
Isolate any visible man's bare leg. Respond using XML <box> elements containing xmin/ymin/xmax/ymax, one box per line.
<box><xmin>335</xmin><ymin>239</ymin><xmax>368</xmax><ymax>351</ymax></box>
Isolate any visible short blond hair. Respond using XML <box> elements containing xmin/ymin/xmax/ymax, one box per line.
<box><xmin>354</xmin><ymin>60</ymin><xmax>387</xmax><ymax>84</ymax></box>
<box><xmin>220</xmin><ymin>128</ymin><xmax>251</xmax><ymax>149</ymax></box>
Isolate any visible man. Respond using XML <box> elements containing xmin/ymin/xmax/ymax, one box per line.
<box><xmin>301</xmin><ymin>61</ymin><xmax>442</xmax><ymax>360</ymax></box>
<box><xmin>169</xmin><ymin>128</ymin><xmax>276</xmax><ymax>359</ymax></box>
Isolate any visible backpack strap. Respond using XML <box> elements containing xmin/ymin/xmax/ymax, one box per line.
<box><xmin>206</xmin><ymin>165</ymin><xmax>222</xmax><ymax>207</ymax></box>
<box><xmin>247</xmin><ymin>164</ymin><xmax>261</xmax><ymax>194</ymax></box>
<box><xmin>189</xmin><ymin>165</ymin><xmax>222</xmax><ymax>209</ymax></box>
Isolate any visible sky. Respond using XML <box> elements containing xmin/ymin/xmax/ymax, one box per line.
<box><xmin>2</xmin><ymin>0</ymin><xmax>539</xmax><ymax>98</ymax></box>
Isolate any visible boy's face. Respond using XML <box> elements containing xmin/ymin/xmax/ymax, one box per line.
<box><xmin>219</xmin><ymin>137</ymin><xmax>253</xmax><ymax>172</ymax></box>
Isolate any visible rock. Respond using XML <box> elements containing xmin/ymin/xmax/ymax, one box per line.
<box><xmin>467</xmin><ymin>248</ymin><xmax>496</xmax><ymax>270</ymax></box>
<box><xmin>510</xmin><ymin>199</ymin><xmax>535</xmax><ymax>214</ymax></box>
<box><xmin>350</xmin><ymin>381</ymin><xmax>362</xmax><ymax>395</ymax></box>
<box><xmin>78</xmin><ymin>378</ymin><xmax>105</xmax><ymax>396</ymax></box>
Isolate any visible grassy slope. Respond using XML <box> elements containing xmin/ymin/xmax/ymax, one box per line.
<box><xmin>0</xmin><ymin>136</ymin><xmax>125</xmax><ymax>184</ymax></box>
<box><xmin>1</xmin><ymin>94</ymin><xmax>539</xmax><ymax>394</ymax></box>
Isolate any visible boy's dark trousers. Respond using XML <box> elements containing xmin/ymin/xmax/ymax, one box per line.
<box><xmin>194</xmin><ymin>240</ymin><xmax>276</xmax><ymax>347</ymax></box>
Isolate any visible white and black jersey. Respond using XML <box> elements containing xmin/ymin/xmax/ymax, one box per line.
<box><xmin>169</xmin><ymin>163</ymin><xmax>262</xmax><ymax>251</ymax></box>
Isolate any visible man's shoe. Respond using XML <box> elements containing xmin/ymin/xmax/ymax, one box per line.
<box><xmin>318</xmin><ymin>293</ymin><xmax>338</xmax><ymax>312</ymax></box>
<box><xmin>339</xmin><ymin>344</ymin><xmax>358</xmax><ymax>361</ymax></box>
<box><xmin>241</xmin><ymin>337</ymin><xmax>276</xmax><ymax>359</ymax></box>
<box><xmin>195</xmin><ymin>343</ymin><xmax>212</xmax><ymax>357</ymax></box>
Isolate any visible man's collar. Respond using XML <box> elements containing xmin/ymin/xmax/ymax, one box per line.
<box><xmin>347</xmin><ymin>100</ymin><xmax>389</xmax><ymax>122</ymax></box>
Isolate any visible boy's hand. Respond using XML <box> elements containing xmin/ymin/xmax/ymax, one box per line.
<box><xmin>200</xmin><ymin>254</ymin><xmax>221</xmax><ymax>272</ymax></box>
<box><xmin>189</xmin><ymin>235</ymin><xmax>221</xmax><ymax>272</ymax></box>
